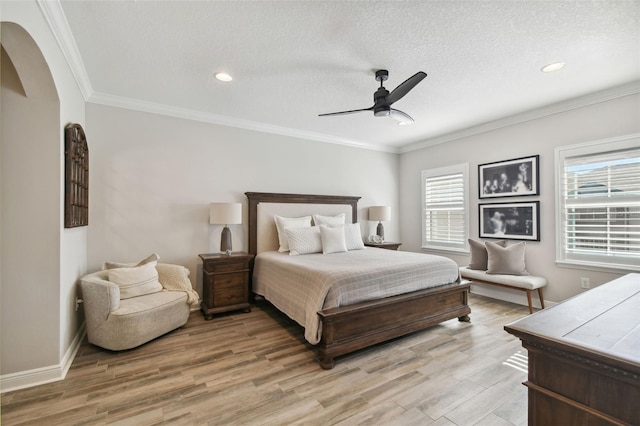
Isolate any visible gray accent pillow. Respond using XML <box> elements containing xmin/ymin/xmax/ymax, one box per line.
<box><xmin>468</xmin><ymin>239</ymin><xmax>505</xmax><ymax>270</ymax></box>
<box><xmin>486</xmin><ymin>241</ymin><xmax>529</xmax><ymax>276</ymax></box>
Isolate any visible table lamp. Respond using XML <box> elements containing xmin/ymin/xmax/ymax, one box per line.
<box><xmin>369</xmin><ymin>206</ymin><xmax>391</xmax><ymax>241</ymax></box>
<box><xmin>209</xmin><ymin>203</ymin><xmax>242</xmax><ymax>254</ymax></box>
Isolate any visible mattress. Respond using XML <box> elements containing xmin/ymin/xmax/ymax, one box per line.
<box><xmin>253</xmin><ymin>248</ymin><xmax>460</xmax><ymax>344</ymax></box>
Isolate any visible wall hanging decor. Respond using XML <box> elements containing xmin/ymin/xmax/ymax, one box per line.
<box><xmin>479</xmin><ymin>155</ymin><xmax>539</xmax><ymax>198</ymax></box>
<box><xmin>479</xmin><ymin>201</ymin><xmax>540</xmax><ymax>241</ymax></box>
<box><xmin>64</xmin><ymin>123</ymin><xmax>89</xmax><ymax>228</ymax></box>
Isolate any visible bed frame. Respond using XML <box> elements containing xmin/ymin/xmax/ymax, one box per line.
<box><xmin>245</xmin><ymin>192</ymin><xmax>471</xmax><ymax>369</ymax></box>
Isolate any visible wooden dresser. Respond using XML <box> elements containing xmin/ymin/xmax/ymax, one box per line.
<box><xmin>505</xmin><ymin>273</ymin><xmax>639</xmax><ymax>425</ymax></box>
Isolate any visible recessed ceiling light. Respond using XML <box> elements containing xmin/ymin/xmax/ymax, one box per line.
<box><xmin>397</xmin><ymin>121</ymin><xmax>412</xmax><ymax>126</ymax></box>
<box><xmin>541</xmin><ymin>62</ymin><xmax>566</xmax><ymax>73</ymax></box>
<box><xmin>215</xmin><ymin>72</ymin><xmax>233</xmax><ymax>82</ymax></box>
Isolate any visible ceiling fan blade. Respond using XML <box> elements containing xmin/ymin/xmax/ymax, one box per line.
<box><xmin>386</xmin><ymin>71</ymin><xmax>427</xmax><ymax>105</ymax></box>
<box><xmin>319</xmin><ymin>107</ymin><xmax>373</xmax><ymax>117</ymax></box>
<box><xmin>389</xmin><ymin>108</ymin><xmax>414</xmax><ymax>124</ymax></box>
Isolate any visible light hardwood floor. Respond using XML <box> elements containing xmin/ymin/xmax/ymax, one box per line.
<box><xmin>1</xmin><ymin>294</ymin><xmax>531</xmax><ymax>425</ymax></box>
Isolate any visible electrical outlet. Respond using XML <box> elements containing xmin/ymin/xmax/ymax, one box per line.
<box><xmin>580</xmin><ymin>277</ymin><xmax>590</xmax><ymax>289</ymax></box>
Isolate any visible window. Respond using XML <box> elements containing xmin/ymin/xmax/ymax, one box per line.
<box><xmin>422</xmin><ymin>163</ymin><xmax>469</xmax><ymax>252</ymax></box>
<box><xmin>555</xmin><ymin>134</ymin><xmax>640</xmax><ymax>272</ymax></box>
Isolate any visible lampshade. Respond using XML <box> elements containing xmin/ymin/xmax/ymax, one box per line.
<box><xmin>369</xmin><ymin>206</ymin><xmax>391</xmax><ymax>222</ymax></box>
<box><xmin>209</xmin><ymin>203</ymin><xmax>242</xmax><ymax>225</ymax></box>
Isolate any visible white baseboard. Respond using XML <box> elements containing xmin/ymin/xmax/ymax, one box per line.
<box><xmin>470</xmin><ymin>283</ymin><xmax>557</xmax><ymax>310</ymax></box>
<box><xmin>1</xmin><ymin>322</ymin><xmax>86</xmax><ymax>393</ymax></box>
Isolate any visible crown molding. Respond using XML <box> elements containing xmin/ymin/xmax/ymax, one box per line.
<box><xmin>90</xmin><ymin>80</ymin><xmax>638</xmax><ymax>156</ymax></box>
<box><xmin>87</xmin><ymin>92</ymin><xmax>397</xmax><ymax>153</ymax></box>
<box><xmin>399</xmin><ymin>81</ymin><xmax>640</xmax><ymax>154</ymax></box>
<box><xmin>37</xmin><ymin>0</ymin><xmax>93</xmax><ymax>100</ymax></box>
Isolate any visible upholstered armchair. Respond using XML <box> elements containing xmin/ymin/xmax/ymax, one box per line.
<box><xmin>80</xmin><ymin>262</ymin><xmax>196</xmax><ymax>351</ymax></box>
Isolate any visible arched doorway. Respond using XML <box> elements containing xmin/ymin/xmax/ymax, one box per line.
<box><xmin>1</xmin><ymin>22</ymin><xmax>62</xmax><ymax>375</ymax></box>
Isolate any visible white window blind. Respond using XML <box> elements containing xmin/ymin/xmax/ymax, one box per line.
<box><xmin>422</xmin><ymin>164</ymin><xmax>469</xmax><ymax>252</ymax></box>
<box><xmin>556</xmin><ymin>135</ymin><xmax>640</xmax><ymax>271</ymax></box>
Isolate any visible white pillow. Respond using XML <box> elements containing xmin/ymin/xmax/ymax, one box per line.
<box><xmin>320</xmin><ymin>225</ymin><xmax>348</xmax><ymax>254</ymax></box>
<box><xmin>286</xmin><ymin>226</ymin><xmax>322</xmax><ymax>256</ymax></box>
<box><xmin>107</xmin><ymin>261</ymin><xmax>163</xmax><ymax>299</ymax></box>
<box><xmin>313</xmin><ymin>213</ymin><xmax>346</xmax><ymax>226</ymax></box>
<box><xmin>344</xmin><ymin>223</ymin><xmax>365</xmax><ymax>250</ymax></box>
<box><xmin>274</xmin><ymin>215</ymin><xmax>312</xmax><ymax>252</ymax></box>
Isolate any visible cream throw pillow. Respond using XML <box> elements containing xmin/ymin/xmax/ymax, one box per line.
<box><xmin>102</xmin><ymin>253</ymin><xmax>159</xmax><ymax>270</ymax></box>
<box><xmin>286</xmin><ymin>226</ymin><xmax>322</xmax><ymax>256</ymax></box>
<box><xmin>313</xmin><ymin>213</ymin><xmax>346</xmax><ymax>226</ymax></box>
<box><xmin>320</xmin><ymin>225</ymin><xmax>348</xmax><ymax>254</ymax></box>
<box><xmin>344</xmin><ymin>223</ymin><xmax>365</xmax><ymax>250</ymax></box>
<box><xmin>274</xmin><ymin>215</ymin><xmax>312</xmax><ymax>252</ymax></box>
<box><xmin>108</xmin><ymin>261</ymin><xmax>163</xmax><ymax>299</ymax></box>
<box><xmin>486</xmin><ymin>241</ymin><xmax>529</xmax><ymax>276</ymax></box>
<box><xmin>322</xmin><ymin>223</ymin><xmax>365</xmax><ymax>250</ymax></box>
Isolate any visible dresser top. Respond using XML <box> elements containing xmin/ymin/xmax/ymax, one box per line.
<box><xmin>199</xmin><ymin>252</ymin><xmax>254</xmax><ymax>262</ymax></box>
<box><xmin>505</xmin><ymin>273</ymin><xmax>640</xmax><ymax>367</ymax></box>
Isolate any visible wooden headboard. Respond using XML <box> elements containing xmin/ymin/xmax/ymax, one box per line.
<box><xmin>245</xmin><ymin>192</ymin><xmax>361</xmax><ymax>255</ymax></box>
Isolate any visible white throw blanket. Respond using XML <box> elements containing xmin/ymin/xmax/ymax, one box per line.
<box><xmin>156</xmin><ymin>263</ymin><xmax>200</xmax><ymax>307</ymax></box>
<box><xmin>253</xmin><ymin>248</ymin><xmax>460</xmax><ymax>344</ymax></box>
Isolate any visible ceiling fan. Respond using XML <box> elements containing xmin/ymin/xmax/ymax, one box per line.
<box><xmin>319</xmin><ymin>69</ymin><xmax>427</xmax><ymax>124</ymax></box>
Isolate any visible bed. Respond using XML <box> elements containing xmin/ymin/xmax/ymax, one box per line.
<box><xmin>246</xmin><ymin>192</ymin><xmax>471</xmax><ymax>369</ymax></box>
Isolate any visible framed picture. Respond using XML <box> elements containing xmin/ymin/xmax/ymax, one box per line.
<box><xmin>478</xmin><ymin>155</ymin><xmax>539</xmax><ymax>198</ymax></box>
<box><xmin>479</xmin><ymin>201</ymin><xmax>540</xmax><ymax>241</ymax></box>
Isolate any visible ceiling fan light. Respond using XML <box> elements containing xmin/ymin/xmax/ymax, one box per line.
<box><xmin>215</xmin><ymin>72</ymin><xmax>233</xmax><ymax>82</ymax></box>
<box><xmin>398</xmin><ymin>121</ymin><xmax>412</xmax><ymax>126</ymax></box>
<box><xmin>541</xmin><ymin>62</ymin><xmax>566</xmax><ymax>73</ymax></box>
<box><xmin>374</xmin><ymin>109</ymin><xmax>390</xmax><ymax>117</ymax></box>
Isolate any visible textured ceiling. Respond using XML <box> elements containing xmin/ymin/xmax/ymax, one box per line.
<box><xmin>59</xmin><ymin>1</ymin><xmax>640</xmax><ymax>151</ymax></box>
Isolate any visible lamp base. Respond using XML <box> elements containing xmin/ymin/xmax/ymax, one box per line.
<box><xmin>220</xmin><ymin>226</ymin><xmax>232</xmax><ymax>254</ymax></box>
<box><xmin>376</xmin><ymin>222</ymin><xmax>384</xmax><ymax>242</ymax></box>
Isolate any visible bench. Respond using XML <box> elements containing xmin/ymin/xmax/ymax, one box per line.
<box><xmin>459</xmin><ymin>266</ymin><xmax>547</xmax><ymax>314</ymax></box>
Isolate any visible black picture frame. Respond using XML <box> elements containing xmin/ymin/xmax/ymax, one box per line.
<box><xmin>478</xmin><ymin>155</ymin><xmax>539</xmax><ymax>198</ymax></box>
<box><xmin>479</xmin><ymin>201</ymin><xmax>540</xmax><ymax>241</ymax></box>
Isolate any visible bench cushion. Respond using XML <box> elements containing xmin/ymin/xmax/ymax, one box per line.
<box><xmin>112</xmin><ymin>290</ymin><xmax>187</xmax><ymax>316</ymax></box>
<box><xmin>460</xmin><ymin>266</ymin><xmax>547</xmax><ymax>290</ymax></box>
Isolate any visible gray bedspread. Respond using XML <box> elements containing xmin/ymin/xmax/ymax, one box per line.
<box><xmin>253</xmin><ymin>248</ymin><xmax>460</xmax><ymax>344</ymax></box>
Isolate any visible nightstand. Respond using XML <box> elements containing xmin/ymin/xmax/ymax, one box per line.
<box><xmin>198</xmin><ymin>252</ymin><xmax>254</xmax><ymax>320</ymax></box>
<box><xmin>364</xmin><ymin>242</ymin><xmax>402</xmax><ymax>251</ymax></box>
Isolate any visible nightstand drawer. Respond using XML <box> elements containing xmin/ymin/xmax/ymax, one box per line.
<box><xmin>204</xmin><ymin>261</ymin><xmax>250</xmax><ymax>274</ymax></box>
<box><xmin>212</xmin><ymin>272</ymin><xmax>246</xmax><ymax>289</ymax></box>
<box><xmin>213</xmin><ymin>287</ymin><xmax>246</xmax><ymax>306</ymax></box>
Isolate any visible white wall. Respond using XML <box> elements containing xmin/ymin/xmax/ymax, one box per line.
<box><xmin>399</xmin><ymin>93</ymin><xmax>640</xmax><ymax>305</ymax></box>
<box><xmin>1</xmin><ymin>38</ymin><xmax>61</xmax><ymax>372</ymax></box>
<box><xmin>1</xmin><ymin>0</ymin><xmax>86</xmax><ymax>386</ymax></box>
<box><xmin>86</xmin><ymin>103</ymin><xmax>399</xmax><ymax>296</ymax></box>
